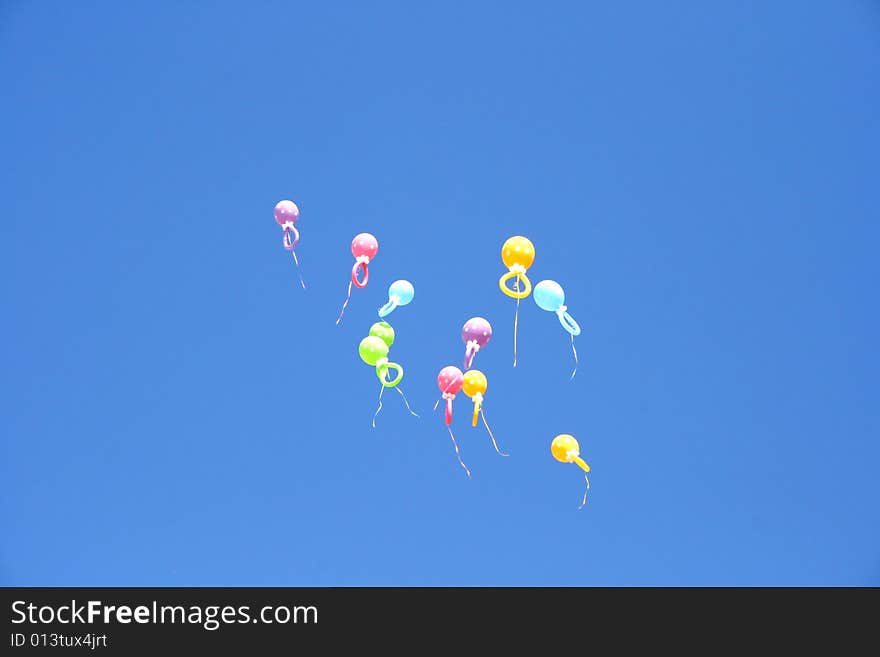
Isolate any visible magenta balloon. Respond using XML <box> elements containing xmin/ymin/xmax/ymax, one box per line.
<box><xmin>461</xmin><ymin>317</ymin><xmax>492</xmax><ymax>348</ymax></box>
<box><xmin>437</xmin><ymin>366</ymin><xmax>463</xmax><ymax>395</ymax></box>
<box><xmin>274</xmin><ymin>200</ymin><xmax>299</xmax><ymax>225</ymax></box>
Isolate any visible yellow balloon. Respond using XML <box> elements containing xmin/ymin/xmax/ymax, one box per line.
<box><xmin>501</xmin><ymin>236</ymin><xmax>535</xmax><ymax>270</ymax></box>
<box><xmin>462</xmin><ymin>369</ymin><xmax>487</xmax><ymax>427</ymax></box>
<box><xmin>551</xmin><ymin>434</ymin><xmax>590</xmax><ymax>473</ymax></box>
<box><xmin>461</xmin><ymin>370</ymin><xmax>487</xmax><ymax>398</ymax></box>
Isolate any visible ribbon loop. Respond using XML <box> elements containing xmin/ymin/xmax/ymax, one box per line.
<box><xmin>352</xmin><ymin>256</ymin><xmax>370</xmax><ymax>289</ymax></box>
<box><xmin>498</xmin><ymin>270</ymin><xmax>532</xmax><ymax>299</ymax></box>
<box><xmin>376</xmin><ymin>360</ymin><xmax>404</xmax><ymax>388</ymax></box>
<box><xmin>282</xmin><ymin>225</ymin><xmax>300</xmax><ymax>250</ymax></box>
<box><xmin>556</xmin><ymin>306</ymin><xmax>581</xmax><ymax>336</ymax></box>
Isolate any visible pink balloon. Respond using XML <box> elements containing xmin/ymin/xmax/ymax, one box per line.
<box><xmin>274</xmin><ymin>200</ymin><xmax>299</xmax><ymax>225</ymax></box>
<box><xmin>351</xmin><ymin>233</ymin><xmax>379</xmax><ymax>260</ymax></box>
<box><xmin>437</xmin><ymin>366</ymin><xmax>463</xmax><ymax>395</ymax></box>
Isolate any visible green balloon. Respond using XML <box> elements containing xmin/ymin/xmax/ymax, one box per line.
<box><xmin>359</xmin><ymin>336</ymin><xmax>389</xmax><ymax>366</ymax></box>
<box><xmin>369</xmin><ymin>321</ymin><xmax>395</xmax><ymax>348</ymax></box>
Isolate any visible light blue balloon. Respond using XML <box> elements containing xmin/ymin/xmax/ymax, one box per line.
<box><xmin>534</xmin><ymin>279</ymin><xmax>581</xmax><ymax>336</ymax></box>
<box><xmin>388</xmin><ymin>279</ymin><xmax>415</xmax><ymax>306</ymax></box>
<box><xmin>533</xmin><ymin>280</ymin><xmax>565</xmax><ymax>312</ymax></box>
<box><xmin>378</xmin><ymin>279</ymin><xmax>415</xmax><ymax>318</ymax></box>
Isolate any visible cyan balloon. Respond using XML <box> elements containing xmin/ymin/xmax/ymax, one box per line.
<box><xmin>533</xmin><ymin>279</ymin><xmax>580</xmax><ymax>336</ymax></box>
<box><xmin>378</xmin><ymin>279</ymin><xmax>415</xmax><ymax>318</ymax></box>
<box><xmin>533</xmin><ymin>280</ymin><xmax>565</xmax><ymax>312</ymax></box>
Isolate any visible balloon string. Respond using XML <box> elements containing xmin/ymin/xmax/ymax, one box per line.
<box><xmin>447</xmin><ymin>426</ymin><xmax>471</xmax><ymax>479</ymax></box>
<box><xmin>371</xmin><ymin>383</ymin><xmax>385</xmax><ymax>428</ymax></box>
<box><xmin>578</xmin><ymin>474</ymin><xmax>591</xmax><ymax>510</ymax></box>
<box><xmin>290</xmin><ymin>250</ymin><xmax>306</xmax><ymax>289</ymax></box>
<box><xmin>480</xmin><ymin>408</ymin><xmax>508</xmax><ymax>457</ymax></box>
<box><xmin>335</xmin><ymin>280</ymin><xmax>353</xmax><ymax>325</ymax></box>
<box><xmin>513</xmin><ymin>277</ymin><xmax>520</xmax><ymax>367</ymax></box>
<box><xmin>570</xmin><ymin>333</ymin><xmax>578</xmax><ymax>380</ymax></box>
<box><xmin>395</xmin><ymin>386</ymin><xmax>420</xmax><ymax>418</ymax></box>
<box><xmin>433</xmin><ymin>397</ymin><xmax>441</xmax><ymax>413</ymax></box>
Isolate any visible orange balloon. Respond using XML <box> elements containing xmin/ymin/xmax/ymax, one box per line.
<box><xmin>501</xmin><ymin>236</ymin><xmax>535</xmax><ymax>271</ymax></box>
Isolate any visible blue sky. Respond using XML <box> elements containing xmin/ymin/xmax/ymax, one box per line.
<box><xmin>2</xmin><ymin>1</ymin><xmax>878</xmax><ymax>586</ymax></box>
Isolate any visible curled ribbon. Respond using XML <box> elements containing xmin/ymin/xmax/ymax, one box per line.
<box><xmin>579</xmin><ymin>474</ymin><xmax>591</xmax><ymax>510</ymax></box>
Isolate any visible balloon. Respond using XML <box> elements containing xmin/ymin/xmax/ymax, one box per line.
<box><xmin>498</xmin><ymin>236</ymin><xmax>535</xmax><ymax>299</ymax></box>
<box><xmin>358</xmin><ymin>335</ymin><xmax>388</xmax><ymax>367</ymax></box>
<box><xmin>498</xmin><ymin>236</ymin><xmax>535</xmax><ymax>367</ymax></box>
<box><xmin>533</xmin><ymin>279</ymin><xmax>581</xmax><ymax>379</ymax></box>
<box><xmin>462</xmin><ymin>369</ymin><xmax>507</xmax><ymax>456</ymax></box>
<box><xmin>551</xmin><ymin>434</ymin><xmax>591</xmax><ymax>509</ymax></box>
<box><xmin>369</xmin><ymin>321</ymin><xmax>395</xmax><ymax>348</ymax></box>
<box><xmin>533</xmin><ymin>280</ymin><xmax>581</xmax><ymax>335</ymax></box>
<box><xmin>378</xmin><ymin>279</ymin><xmax>415</xmax><ymax>318</ymax></box>
<box><xmin>533</xmin><ymin>279</ymin><xmax>564</xmax><ymax>312</ymax></box>
<box><xmin>359</xmin><ymin>327</ymin><xmax>418</xmax><ymax>427</ymax></box>
<box><xmin>437</xmin><ymin>366</ymin><xmax>463</xmax><ymax>426</ymax></box>
<box><xmin>274</xmin><ymin>199</ymin><xmax>306</xmax><ymax>289</ymax></box>
<box><xmin>358</xmin><ymin>335</ymin><xmax>401</xmax><ymax>386</ymax></box>
<box><xmin>274</xmin><ymin>200</ymin><xmax>299</xmax><ymax>226</ymax></box>
<box><xmin>462</xmin><ymin>317</ymin><xmax>492</xmax><ymax>369</ymax></box>
<box><xmin>436</xmin><ymin>365</ymin><xmax>469</xmax><ymax>478</ymax></box>
<box><xmin>352</xmin><ymin>232</ymin><xmax>379</xmax><ymax>262</ymax></box>
<box><xmin>461</xmin><ymin>369</ymin><xmax>487</xmax><ymax>397</ymax></box>
<box><xmin>461</xmin><ymin>369</ymin><xmax>487</xmax><ymax>426</ymax></box>
<box><xmin>501</xmin><ymin>235</ymin><xmax>535</xmax><ymax>271</ymax></box>
<box><xmin>336</xmin><ymin>232</ymin><xmax>380</xmax><ymax>325</ymax></box>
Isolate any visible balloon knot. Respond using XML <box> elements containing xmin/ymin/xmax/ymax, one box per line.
<box><xmin>466</xmin><ymin>339</ymin><xmax>481</xmax><ymax>352</ymax></box>
<box><xmin>442</xmin><ymin>392</ymin><xmax>456</xmax><ymax>401</ymax></box>
<box><xmin>356</xmin><ymin>255</ymin><xmax>370</xmax><ymax>264</ymax></box>
<box><xmin>509</xmin><ymin>264</ymin><xmax>527</xmax><ymax>275</ymax></box>
<box><xmin>557</xmin><ymin>305</ymin><xmax>568</xmax><ymax>314</ymax></box>
<box><xmin>281</xmin><ymin>220</ymin><xmax>296</xmax><ymax>230</ymax></box>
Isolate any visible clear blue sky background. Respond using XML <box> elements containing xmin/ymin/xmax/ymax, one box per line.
<box><xmin>2</xmin><ymin>1</ymin><xmax>878</xmax><ymax>586</ymax></box>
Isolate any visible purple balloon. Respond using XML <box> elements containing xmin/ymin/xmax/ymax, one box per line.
<box><xmin>274</xmin><ymin>200</ymin><xmax>299</xmax><ymax>226</ymax></box>
<box><xmin>462</xmin><ymin>317</ymin><xmax>492</xmax><ymax>369</ymax></box>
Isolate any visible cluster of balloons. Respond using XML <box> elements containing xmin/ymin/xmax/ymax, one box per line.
<box><xmin>273</xmin><ymin>201</ymin><xmax>591</xmax><ymax>508</ymax></box>
<box><xmin>434</xmin><ymin>320</ymin><xmax>506</xmax><ymax>479</ymax></box>
<box><xmin>359</xmin><ymin>321</ymin><xmax>418</xmax><ymax>427</ymax></box>
<box><xmin>498</xmin><ymin>236</ymin><xmax>582</xmax><ymax>378</ymax></box>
